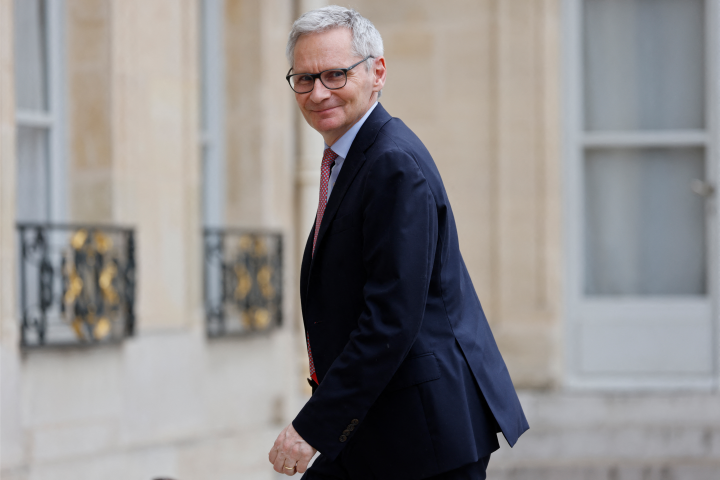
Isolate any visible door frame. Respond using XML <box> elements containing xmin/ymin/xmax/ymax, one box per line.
<box><xmin>561</xmin><ymin>0</ymin><xmax>720</xmax><ymax>390</ymax></box>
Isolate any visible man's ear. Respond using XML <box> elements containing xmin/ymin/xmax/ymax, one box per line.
<box><xmin>372</xmin><ymin>57</ymin><xmax>387</xmax><ymax>93</ymax></box>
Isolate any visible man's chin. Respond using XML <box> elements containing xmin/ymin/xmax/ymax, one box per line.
<box><xmin>311</xmin><ymin>118</ymin><xmax>344</xmax><ymax>135</ymax></box>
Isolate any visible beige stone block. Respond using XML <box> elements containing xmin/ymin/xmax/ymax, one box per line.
<box><xmin>225</xmin><ymin>0</ymin><xmax>295</xmax><ymax>230</ymax></box>
<box><xmin>67</xmin><ymin>0</ymin><xmax>112</xmax><ymax>170</ymax></box>
<box><xmin>69</xmin><ymin>172</ymin><xmax>113</xmax><ymax>222</ymax></box>
<box><xmin>0</xmin><ymin>469</ymin><xmax>29</xmax><ymax>480</ymax></box>
<box><xmin>26</xmin><ymin>446</ymin><xmax>177</xmax><ymax>480</ymax></box>
<box><xmin>177</xmin><ymin>428</ymin><xmax>285</xmax><ymax>480</ymax></box>
<box><xmin>21</xmin><ymin>347</ymin><xmax>123</xmax><ymax>427</ymax></box>
<box><xmin>120</xmin><ymin>332</ymin><xmax>204</xmax><ymax>446</ymax></box>
<box><xmin>494</xmin><ymin>322</ymin><xmax>560</xmax><ymax>389</ymax></box>
<box><xmin>31</xmin><ymin>421</ymin><xmax>115</xmax><ymax>462</ymax></box>
<box><xmin>1</xmin><ymin>344</ymin><xmax>26</xmax><ymax>470</ymax></box>
<box><xmin>110</xmin><ymin>0</ymin><xmax>201</xmax><ymax>331</ymax></box>
<box><xmin>203</xmin><ymin>333</ymin><xmax>290</xmax><ymax>432</ymax></box>
<box><xmin>336</xmin><ymin>0</ymin><xmax>430</xmax><ymax>25</ymax></box>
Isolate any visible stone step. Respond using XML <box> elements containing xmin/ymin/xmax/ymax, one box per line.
<box><xmin>489</xmin><ymin>391</ymin><xmax>720</xmax><ymax>477</ymax></box>
<box><xmin>516</xmin><ymin>391</ymin><xmax>720</xmax><ymax>430</ymax></box>
<box><xmin>487</xmin><ymin>459</ymin><xmax>720</xmax><ymax>480</ymax></box>
<box><xmin>492</xmin><ymin>425</ymin><xmax>720</xmax><ymax>462</ymax></box>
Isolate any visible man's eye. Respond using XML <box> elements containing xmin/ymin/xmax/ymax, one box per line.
<box><xmin>296</xmin><ymin>75</ymin><xmax>313</xmax><ymax>84</ymax></box>
<box><xmin>327</xmin><ymin>71</ymin><xmax>344</xmax><ymax>79</ymax></box>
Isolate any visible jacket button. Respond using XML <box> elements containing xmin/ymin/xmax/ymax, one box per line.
<box><xmin>343</xmin><ymin>430</ymin><xmax>350</xmax><ymax>436</ymax></box>
<box><xmin>351</xmin><ymin>419</ymin><xmax>359</xmax><ymax>425</ymax></box>
<box><xmin>347</xmin><ymin>425</ymin><xmax>355</xmax><ymax>431</ymax></box>
<box><xmin>339</xmin><ymin>435</ymin><xmax>347</xmax><ymax>442</ymax></box>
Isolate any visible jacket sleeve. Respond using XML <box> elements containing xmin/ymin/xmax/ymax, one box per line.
<box><xmin>292</xmin><ymin>147</ymin><xmax>438</xmax><ymax>460</ymax></box>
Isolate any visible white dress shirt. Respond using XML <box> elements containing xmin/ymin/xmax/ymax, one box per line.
<box><xmin>324</xmin><ymin>102</ymin><xmax>379</xmax><ymax>201</ymax></box>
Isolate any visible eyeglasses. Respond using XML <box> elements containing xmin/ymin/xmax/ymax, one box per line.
<box><xmin>286</xmin><ymin>56</ymin><xmax>374</xmax><ymax>94</ymax></box>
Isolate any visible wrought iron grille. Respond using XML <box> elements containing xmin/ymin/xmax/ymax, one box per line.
<box><xmin>203</xmin><ymin>229</ymin><xmax>283</xmax><ymax>337</ymax></box>
<box><xmin>17</xmin><ymin>224</ymin><xmax>136</xmax><ymax>348</ymax></box>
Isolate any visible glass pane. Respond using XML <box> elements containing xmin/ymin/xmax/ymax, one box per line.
<box><xmin>14</xmin><ymin>0</ymin><xmax>49</xmax><ymax>112</ymax></box>
<box><xmin>585</xmin><ymin>147</ymin><xmax>706</xmax><ymax>295</ymax></box>
<box><xmin>199</xmin><ymin>0</ymin><xmax>209</xmax><ymax>131</ymax></box>
<box><xmin>583</xmin><ymin>0</ymin><xmax>705</xmax><ymax>131</ymax></box>
<box><xmin>202</xmin><ymin>145</ymin><xmax>211</xmax><ymax>225</ymax></box>
<box><xmin>16</xmin><ymin>126</ymin><xmax>50</xmax><ymax>222</ymax></box>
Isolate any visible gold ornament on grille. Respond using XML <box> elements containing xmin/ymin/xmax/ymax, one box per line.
<box><xmin>64</xmin><ymin>266</ymin><xmax>84</xmax><ymax>304</ymax></box>
<box><xmin>254</xmin><ymin>238</ymin><xmax>267</xmax><ymax>257</ymax></box>
<box><xmin>257</xmin><ymin>265</ymin><xmax>274</xmax><ymax>299</ymax></box>
<box><xmin>253</xmin><ymin>308</ymin><xmax>270</xmax><ymax>329</ymax></box>
<box><xmin>234</xmin><ymin>265</ymin><xmax>252</xmax><ymax>300</ymax></box>
<box><xmin>99</xmin><ymin>263</ymin><xmax>119</xmax><ymax>304</ymax></box>
<box><xmin>241</xmin><ymin>308</ymin><xmax>271</xmax><ymax>330</ymax></box>
<box><xmin>93</xmin><ymin>317</ymin><xmax>112</xmax><ymax>339</ymax></box>
<box><xmin>71</xmin><ymin>229</ymin><xmax>89</xmax><ymax>250</ymax></box>
<box><xmin>239</xmin><ymin>235</ymin><xmax>253</xmax><ymax>252</ymax></box>
<box><xmin>94</xmin><ymin>231</ymin><xmax>113</xmax><ymax>254</ymax></box>
<box><xmin>71</xmin><ymin>317</ymin><xmax>86</xmax><ymax>340</ymax></box>
<box><xmin>65</xmin><ymin>228</ymin><xmax>120</xmax><ymax>341</ymax></box>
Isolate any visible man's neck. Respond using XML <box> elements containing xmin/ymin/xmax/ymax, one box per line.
<box><xmin>324</xmin><ymin>101</ymin><xmax>379</xmax><ymax>159</ymax></box>
<box><xmin>322</xmin><ymin>96</ymin><xmax>377</xmax><ymax>146</ymax></box>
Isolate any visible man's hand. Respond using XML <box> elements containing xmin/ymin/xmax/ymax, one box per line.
<box><xmin>269</xmin><ymin>423</ymin><xmax>317</xmax><ymax>476</ymax></box>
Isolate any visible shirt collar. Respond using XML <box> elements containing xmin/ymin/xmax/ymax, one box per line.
<box><xmin>324</xmin><ymin>101</ymin><xmax>379</xmax><ymax>159</ymax></box>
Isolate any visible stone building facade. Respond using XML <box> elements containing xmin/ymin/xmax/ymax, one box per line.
<box><xmin>1</xmin><ymin>0</ymin><xmax>719</xmax><ymax>479</ymax></box>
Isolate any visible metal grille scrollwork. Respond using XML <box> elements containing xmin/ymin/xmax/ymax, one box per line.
<box><xmin>17</xmin><ymin>224</ymin><xmax>136</xmax><ymax>348</ymax></box>
<box><xmin>204</xmin><ymin>229</ymin><xmax>283</xmax><ymax>337</ymax></box>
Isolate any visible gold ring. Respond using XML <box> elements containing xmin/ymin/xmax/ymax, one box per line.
<box><xmin>284</xmin><ymin>465</ymin><xmax>295</xmax><ymax>470</ymax></box>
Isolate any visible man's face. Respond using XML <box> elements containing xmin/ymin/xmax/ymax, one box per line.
<box><xmin>292</xmin><ymin>28</ymin><xmax>385</xmax><ymax>146</ymax></box>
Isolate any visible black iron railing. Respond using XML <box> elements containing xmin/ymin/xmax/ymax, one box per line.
<box><xmin>203</xmin><ymin>228</ymin><xmax>283</xmax><ymax>337</ymax></box>
<box><xmin>17</xmin><ymin>223</ymin><xmax>136</xmax><ymax>348</ymax></box>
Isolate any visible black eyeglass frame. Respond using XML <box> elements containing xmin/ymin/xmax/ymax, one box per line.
<box><xmin>286</xmin><ymin>56</ymin><xmax>375</xmax><ymax>93</ymax></box>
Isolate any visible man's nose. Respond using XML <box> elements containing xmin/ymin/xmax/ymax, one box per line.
<box><xmin>309</xmin><ymin>77</ymin><xmax>331</xmax><ymax>102</ymax></box>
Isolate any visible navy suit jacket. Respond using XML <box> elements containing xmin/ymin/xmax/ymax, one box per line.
<box><xmin>293</xmin><ymin>104</ymin><xmax>528</xmax><ymax>478</ymax></box>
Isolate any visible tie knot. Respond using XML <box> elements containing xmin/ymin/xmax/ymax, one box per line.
<box><xmin>323</xmin><ymin>148</ymin><xmax>338</xmax><ymax>167</ymax></box>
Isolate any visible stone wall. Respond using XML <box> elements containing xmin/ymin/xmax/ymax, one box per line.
<box><xmin>1</xmin><ymin>1</ymin><xmax>298</xmax><ymax>478</ymax></box>
<box><xmin>67</xmin><ymin>0</ymin><xmax>113</xmax><ymax>222</ymax></box>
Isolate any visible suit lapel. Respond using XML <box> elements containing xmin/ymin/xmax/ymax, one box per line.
<box><xmin>306</xmin><ymin>103</ymin><xmax>393</xmax><ymax>284</ymax></box>
<box><xmin>299</xmin><ymin>223</ymin><xmax>314</xmax><ymax>307</ymax></box>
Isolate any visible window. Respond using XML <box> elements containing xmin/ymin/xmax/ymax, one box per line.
<box><xmin>199</xmin><ymin>0</ymin><xmax>226</xmax><ymax>228</ymax></box>
<box><xmin>563</xmin><ymin>0</ymin><xmax>719</xmax><ymax>388</ymax></box>
<box><xmin>14</xmin><ymin>0</ymin><xmax>66</xmax><ymax>223</ymax></box>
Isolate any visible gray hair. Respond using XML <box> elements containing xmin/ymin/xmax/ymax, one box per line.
<box><xmin>286</xmin><ymin>5</ymin><xmax>384</xmax><ymax>71</ymax></box>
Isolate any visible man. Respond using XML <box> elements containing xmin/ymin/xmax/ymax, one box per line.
<box><xmin>269</xmin><ymin>6</ymin><xmax>528</xmax><ymax>479</ymax></box>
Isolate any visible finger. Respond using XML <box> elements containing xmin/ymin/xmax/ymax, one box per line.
<box><xmin>296</xmin><ymin>454</ymin><xmax>310</xmax><ymax>473</ymax></box>
<box><xmin>269</xmin><ymin>426</ymin><xmax>289</xmax><ymax>464</ymax></box>
<box><xmin>296</xmin><ymin>445</ymin><xmax>316</xmax><ymax>474</ymax></box>
<box><xmin>279</xmin><ymin>457</ymin><xmax>297</xmax><ymax>476</ymax></box>
<box><xmin>268</xmin><ymin>445</ymin><xmax>278</xmax><ymax>464</ymax></box>
<box><xmin>273</xmin><ymin>453</ymin><xmax>284</xmax><ymax>473</ymax></box>
<box><xmin>274</xmin><ymin>453</ymin><xmax>292</xmax><ymax>474</ymax></box>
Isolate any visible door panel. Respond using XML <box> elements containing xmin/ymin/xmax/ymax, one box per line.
<box><xmin>564</xmin><ymin>0</ymin><xmax>718</xmax><ymax>387</ymax></box>
<box><xmin>578</xmin><ymin>301</ymin><xmax>713</xmax><ymax>375</ymax></box>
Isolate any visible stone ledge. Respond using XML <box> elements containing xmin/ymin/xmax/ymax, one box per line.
<box><xmin>487</xmin><ymin>459</ymin><xmax>720</xmax><ymax>480</ymax></box>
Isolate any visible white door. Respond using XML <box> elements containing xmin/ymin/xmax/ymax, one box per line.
<box><xmin>564</xmin><ymin>0</ymin><xmax>719</xmax><ymax>388</ymax></box>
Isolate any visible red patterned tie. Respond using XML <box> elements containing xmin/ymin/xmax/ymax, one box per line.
<box><xmin>307</xmin><ymin>148</ymin><xmax>337</xmax><ymax>384</ymax></box>
<box><xmin>313</xmin><ymin>148</ymin><xmax>338</xmax><ymax>254</ymax></box>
